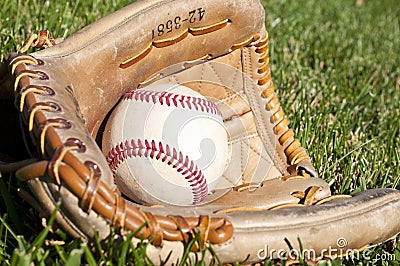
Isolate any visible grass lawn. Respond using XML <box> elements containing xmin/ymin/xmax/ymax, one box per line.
<box><xmin>1</xmin><ymin>0</ymin><xmax>399</xmax><ymax>265</ymax></box>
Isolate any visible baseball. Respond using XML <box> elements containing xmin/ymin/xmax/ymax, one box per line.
<box><xmin>103</xmin><ymin>84</ymin><xmax>229</xmax><ymax>206</ymax></box>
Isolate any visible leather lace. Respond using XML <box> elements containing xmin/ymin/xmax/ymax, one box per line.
<box><xmin>254</xmin><ymin>34</ymin><xmax>311</xmax><ymax>167</ymax></box>
<box><xmin>6</xmin><ymin>28</ymin><xmax>263</xmax><ymax>247</ymax></box>
<box><xmin>20</xmin><ymin>30</ymin><xmax>58</xmax><ymax>53</ymax></box>
<box><xmin>5</xmin><ymin>27</ymin><xmax>339</xmax><ymax>248</ymax></box>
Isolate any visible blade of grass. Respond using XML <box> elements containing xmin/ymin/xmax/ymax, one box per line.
<box><xmin>118</xmin><ymin>233</ymin><xmax>133</xmax><ymax>266</ymax></box>
<box><xmin>0</xmin><ymin>174</ymin><xmax>24</xmax><ymax>234</ymax></box>
<box><xmin>0</xmin><ymin>215</ymin><xmax>26</xmax><ymax>248</ymax></box>
<box><xmin>323</xmin><ymin>138</ymin><xmax>375</xmax><ymax>176</ymax></box>
<box><xmin>83</xmin><ymin>243</ymin><xmax>97</xmax><ymax>266</ymax></box>
<box><xmin>65</xmin><ymin>248</ymin><xmax>84</xmax><ymax>266</ymax></box>
<box><xmin>27</xmin><ymin>202</ymin><xmax>61</xmax><ymax>257</ymax></box>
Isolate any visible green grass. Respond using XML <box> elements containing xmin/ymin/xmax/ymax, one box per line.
<box><xmin>264</xmin><ymin>0</ymin><xmax>400</xmax><ymax>196</ymax></box>
<box><xmin>1</xmin><ymin>0</ymin><xmax>399</xmax><ymax>265</ymax></box>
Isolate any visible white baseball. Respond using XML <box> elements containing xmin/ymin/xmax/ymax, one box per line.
<box><xmin>103</xmin><ymin>84</ymin><xmax>229</xmax><ymax>206</ymax></box>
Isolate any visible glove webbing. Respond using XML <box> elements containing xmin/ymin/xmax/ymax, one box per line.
<box><xmin>8</xmin><ymin>30</ymin><xmax>313</xmax><ymax>247</ymax></box>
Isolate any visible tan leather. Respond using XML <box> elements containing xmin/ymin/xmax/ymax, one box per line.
<box><xmin>1</xmin><ymin>0</ymin><xmax>399</xmax><ymax>264</ymax></box>
<box><xmin>141</xmin><ymin>188</ymin><xmax>400</xmax><ymax>263</ymax></box>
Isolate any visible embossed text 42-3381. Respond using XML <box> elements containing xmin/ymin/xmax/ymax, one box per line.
<box><xmin>152</xmin><ymin>8</ymin><xmax>206</xmax><ymax>39</ymax></box>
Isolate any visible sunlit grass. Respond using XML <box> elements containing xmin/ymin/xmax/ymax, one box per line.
<box><xmin>1</xmin><ymin>0</ymin><xmax>399</xmax><ymax>264</ymax></box>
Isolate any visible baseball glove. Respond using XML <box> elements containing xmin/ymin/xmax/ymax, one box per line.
<box><xmin>1</xmin><ymin>0</ymin><xmax>400</xmax><ymax>264</ymax></box>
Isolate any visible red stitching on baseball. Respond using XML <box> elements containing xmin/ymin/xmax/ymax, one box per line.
<box><xmin>106</xmin><ymin>139</ymin><xmax>209</xmax><ymax>204</ymax></box>
<box><xmin>123</xmin><ymin>89</ymin><xmax>222</xmax><ymax>116</ymax></box>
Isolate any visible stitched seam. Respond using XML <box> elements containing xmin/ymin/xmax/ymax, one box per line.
<box><xmin>229</xmin><ymin>132</ymin><xmax>259</xmax><ymax>145</ymax></box>
<box><xmin>241</xmin><ymin>138</ymin><xmax>270</xmax><ymax>164</ymax></box>
<box><xmin>231</xmin><ymin>52</ymin><xmax>242</xmax><ymax>90</ymax></box>
<box><xmin>106</xmin><ymin>139</ymin><xmax>208</xmax><ymax>204</ymax></box>
<box><xmin>124</xmin><ymin>89</ymin><xmax>221</xmax><ymax>116</ymax></box>
<box><xmin>240</xmin><ymin>140</ymin><xmax>245</xmax><ymax>183</ymax></box>
<box><xmin>208</xmin><ymin>61</ymin><xmax>224</xmax><ymax>85</ymax></box>
<box><xmin>250</xmin><ymin>47</ymin><xmax>288</xmax><ymax>172</ymax></box>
